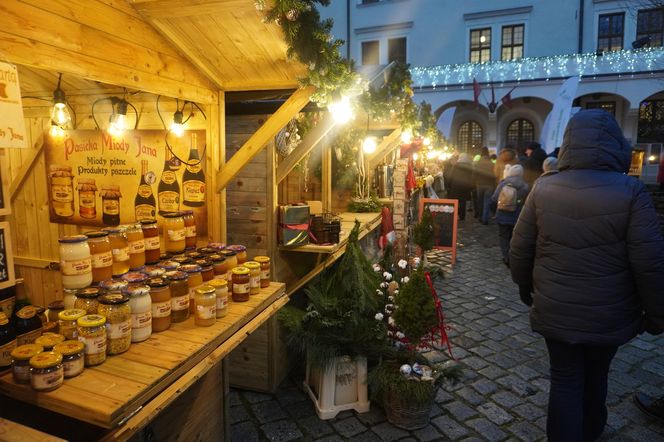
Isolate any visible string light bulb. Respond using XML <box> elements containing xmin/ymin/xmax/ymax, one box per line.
<box><xmin>50</xmin><ymin>73</ymin><xmax>71</xmax><ymax>127</ymax></box>
<box><xmin>329</xmin><ymin>96</ymin><xmax>353</xmax><ymax>124</ymax></box>
<box><xmin>108</xmin><ymin>99</ymin><xmax>129</xmax><ymax>136</ymax></box>
<box><xmin>423</xmin><ymin>137</ymin><xmax>431</xmax><ymax>146</ymax></box>
<box><xmin>170</xmin><ymin>110</ymin><xmax>185</xmax><ymax>137</ymax></box>
<box><xmin>401</xmin><ymin>129</ymin><xmax>413</xmax><ymax>144</ymax></box>
<box><xmin>362</xmin><ymin>136</ymin><xmax>377</xmax><ymax>154</ymax></box>
<box><xmin>49</xmin><ymin>123</ymin><xmax>65</xmax><ymax>138</ymax></box>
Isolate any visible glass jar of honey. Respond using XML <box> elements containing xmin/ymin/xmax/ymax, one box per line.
<box><xmin>164</xmin><ymin>271</ymin><xmax>189</xmax><ymax>323</ymax></box>
<box><xmin>182</xmin><ymin>210</ymin><xmax>197</xmax><ymax>250</ymax></box>
<box><xmin>103</xmin><ymin>227</ymin><xmax>130</xmax><ymax>277</ymax></box>
<box><xmin>231</xmin><ymin>267</ymin><xmax>250</xmax><ymax>302</ymax></box>
<box><xmin>209</xmin><ymin>255</ymin><xmax>228</xmax><ymax>279</ymax></box>
<box><xmin>141</xmin><ymin>220</ymin><xmax>161</xmax><ymax>264</ymax></box>
<box><xmin>180</xmin><ymin>264</ymin><xmax>203</xmax><ymax>314</ymax></box>
<box><xmin>162</xmin><ymin>212</ymin><xmax>186</xmax><ymax>254</ymax></box>
<box><xmin>148</xmin><ymin>277</ymin><xmax>171</xmax><ymax>332</ymax></box>
<box><xmin>58</xmin><ymin>235</ymin><xmax>93</xmax><ymax>290</ymax></box>
<box><xmin>208</xmin><ymin>279</ymin><xmax>228</xmax><ymax>318</ymax></box>
<box><xmin>126</xmin><ymin>224</ymin><xmax>146</xmax><ymax>270</ymax></box>
<box><xmin>193</xmin><ymin>285</ymin><xmax>216</xmax><ymax>327</ymax></box>
<box><xmin>74</xmin><ymin>287</ymin><xmax>103</xmax><ymax>315</ymax></box>
<box><xmin>220</xmin><ymin>250</ymin><xmax>237</xmax><ymax>287</ymax></box>
<box><xmin>226</xmin><ymin>245</ymin><xmax>247</xmax><ymax>264</ymax></box>
<box><xmin>85</xmin><ymin>231</ymin><xmax>114</xmax><ymax>283</ymax></box>
<box><xmin>195</xmin><ymin>260</ymin><xmax>214</xmax><ymax>282</ymax></box>
<box><xmin>244</xmin><ymin>261</ymin><xmax>261</xmax><ymax>295</ymax></box>
<box><xmin>254</xmin><ymin>256</ymin><xmax>271</xmax><ymax>288</ymax></box>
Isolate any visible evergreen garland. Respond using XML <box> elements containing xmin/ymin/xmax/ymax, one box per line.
<box><xmin>393</xmin><ymin>267</ymin><xmax>437</xmax><ymax>345</ymax></box>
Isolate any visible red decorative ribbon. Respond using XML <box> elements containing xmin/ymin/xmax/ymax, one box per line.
<box><xmin>425</xmin><ymin>272</ymin><xmax>455</xmax><ymax>360</ymax></box>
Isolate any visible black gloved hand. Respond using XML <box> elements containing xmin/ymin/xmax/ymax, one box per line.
<box><xmin>519</xmin><ymin>285</ymin><xmax>533</xmax><ymax>307</ymax></box>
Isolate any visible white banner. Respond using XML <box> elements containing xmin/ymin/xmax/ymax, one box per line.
<box><xmin>0</xmin><ymin>62</ymin><xmax>27</xmax><ymax>149</ymax></box>
<box><xmin>540</xmin><ymin>76</ymin><xmax>580</xmax><ymax>153</ymax></box>
<box><xmin>436</xmin><ymin>106</ymin><xmax>456</xmax><ymax>141</ymax></box>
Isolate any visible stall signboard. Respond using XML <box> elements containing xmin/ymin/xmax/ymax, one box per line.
<box><xmin>0</xmin><ymin>149</ymin><xmax>10</xmax><ymax>216</ymax></box>
<box><xmin>419</xmin><ymin>198</ymin><xmax>458</xmax><ymax>265</ymax></box>
<box><xmin>0</xmin><ymin>62</ymin><xmax>27</xmax><ymax>149</ymax></box>
<box><xmin>44</xmin><ymin>130</ymin><xmax>207</xmax><ymax>232</ymax></box>
<box><xmin>0</xmin><ymin>222</ymin><xmax>14</xmax><ymax>290</ymax></box>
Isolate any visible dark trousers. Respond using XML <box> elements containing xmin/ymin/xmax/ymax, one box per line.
<box><xmin>545</xmin><ymin>339</ymin><xmax>618</xmax><ymax>442</ymax></box>
<box><xmin>458</xmin><ymin>199</ymin><xmax>467</xmax><ymax>220</ymax></box>
<box><xmin>476</xmin><ymin>185</ymin><xmax>494</xmax><ymax>224</ymax></box>
<box><xmin>498</xmin><ymin>224</ymin><xmax>514</xmax><ymax>262</ymax></box>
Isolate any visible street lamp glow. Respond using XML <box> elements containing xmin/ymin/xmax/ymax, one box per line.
<box><xmin>401</xmin><ymin>129</ymin><xmax>413</xmax><ymax>144</ymax></box>
<box><xmin>423</xmin><ymin>137</ymin><xmax>431</xmax><ymax>146</ymax></box>
<box><xmin>648</xmin><ymin>154</ymin><xmax>657</xmax><ymax>162</ymax></box>
<box><xmin>426</xmin><ymin>149</ymin><xmax>438</xmax><ymax>159</ymax></box>
<box><xmin>362</xmin><ymin>136</ymin><xmax>377</xmax><ymax>154</ymax></box>
<box><xmin>329</xmin><ymin>96</ymin><xmax>353</xmax><ymax>124</ymax></box>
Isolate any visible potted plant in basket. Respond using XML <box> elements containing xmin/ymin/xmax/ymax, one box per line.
<box><xmin>369</xmin><ymin>261</ymin><xmax>461</xmax><ymax>430</ymax></box>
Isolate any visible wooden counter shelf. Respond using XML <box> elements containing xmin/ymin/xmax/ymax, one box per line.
<box><xmin>0</xmin><ymin>282</ymin><xmax>286</xmax><ymax>439</ymax></box>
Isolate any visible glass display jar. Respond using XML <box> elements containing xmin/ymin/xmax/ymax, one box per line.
<box><xmin>183</xmin><ymin>210</ymin><xmax>197</xmax><ymax>250</ymax></box>
<box><xmin>208</xmin><ymin>279</ymin><xmax>228</xmax><ymax>319</ymax></box>
<box><xmin>74</xmin><ymin>287</ymin><xmax>103</xmax><ymax>314</ymax></box>
<box><xmin>35</xmin><ymin>332</ymin><xmax>65</xmax><ymax>351</ymax></box>
<box><xmin>126</xmin><ymin>224</ymin><xmax>146</xmax><ymax>270</ymax></box>
<box><xmin>121</xmin><ymin>271</ymin><xmax>148</xmax><ymax>285</ymax></box>
<box><xmin>159</xmin><ymin>252</ymin><xmax>173</xmax><ymax>262</ymax></box>
<box><xmin>125</xmin><ymin>285</ymin><xmax>152</xmax><ymax>343</ymax></box>
<box><xmin>163</xmin><ymin>212</ymin><xmax>186</xmax><ymax>254</ymax></box>
<box><xmin>63</xmin><ymin>288</ymin><xmax>77</xmax><ymax>310</ymax></box>
<box><xmin>184</xmin><ymin>251</ymin><xmax>203</xmax><ymax>260</ymax></box>
<box><xmin>77</xmin><ymin>314</ymin><xmax>107</xmax><ymax>366</ymax></box>
<box><xmin>46</xmin><ymin>300</ymin><xmax>64</xmax><ymax>323</ymax></box>
<box><xmin>254</xmin><ymin>256</ymin><xmax>271</xmax><ymax>288</ymax></box>
<box><xmin>197</xmin><ymin>247</ymin><xmax>216</xmax><ymax>256</ymax></box>
<box><xmin>0</xmin><ymin>311</ymin><xmax>15</xmax><ymax>372</ymax></box>
<box><xmin>97</xmin><ymin>293</ymin><xmax>131</xmax><ymax>355</ymax></box>
<box><xmin>58</xmin><ymin>308</ymin><xmax>86</xmax><ymax>340</ymax></box>
<box><xmin>58</xmin><ymin>235</ymin><xmax>93</xmax><ymax>289</ymax></box>
<box><xmin>171</xmin><ymin>256</ymin><xmax>192</xmax><ymax>267</ymax></box>
<box><xmin>220</xmin><ymin>250</ymin><xmax>237</xmax><ymax>289</ymax></box>
<box><xmin>104</xmin><ymin>227</ymin><xmax>130</xmax><ymax>277</ymax></box>
<box><xmin>164</xmin><ymin>271</ymin><xmax>189</xmax><ymax>323</ymax></box>
<box><xmin>141</xmin><ymin>220</ymin><xmax>161</xmax><ymax>265</ymax></box>
<box><xmin>207</xmin><ymin>242</ymin><xmax>226</xmax><ymax>252</ymax></box>
<box><xmin>49</xmin><ymin>165</ymin><xmax>74</xmax><ymax>218</ymax></box>
<box><xmin>244</xmin><ymin>261</ymin><xmax>261</xmax><ymax>295</ymax></box>
<box><xmin>226</xmin><ymin>245</ymin><xmax>247</xmax><ymax>264</ymax></box>
<box><xmin>231</xmin><ymin>267</ymin><xmax>250</xmax><ymax>302</ymax></box>
<box><xmin>29</xmin><ymin>351</ymin><xmax>64</xmax><ymax>392</ymax></box>
<box><xmin>196</xmin><ymin>260</ymin><xmax>214</xmax><ymax>282</ymax></box>
<box><xmin>181</xmin><ymin>264</ymin><xmax>203</xmax><ymax>314</ymax></box>
<box><xmin>158</xmin><ymin>260</ymin><xmax>180</xmax><ymax>272</ymax></box>
<box><xmin>77</xmin><ymin>178</ymin><xmax>98</xmax><ymax>219</ymax></box>
<box><xmin>15</xmin><ymin>306</ymin><xmax>43</xmax><ymax>346</ymax></box>
<box><xmin>99</xmin><ymin>279</ymin><xmax>128</xmax><ymax>293</ymax></box>
<box><xmin>53</xmin><ymin>340</ymin><xmax>85</xmax><ymax>378</ymax></box>
<box><xmin>11</xmin><ymin>344</ymin><xmax>43</xmax><ymax>383</ymax></box>
<box><xmin>143</xmin><ymin>265</ymin><xmax>165</xmax><ymax>278</ymax></box>
<box><xmin>193</xmin><ymin>285</ymin><xmax>216</xmax><ymax>327</ymax></box>
<box><xmin>100</xmin><ymin>185</ymin><xmax>122</xmax><ymax>226</ymax></box>
<box><xmin>85</xmin><ymin>231</ymin><xmax>114</xmax><ymax>283</ymax></box>
<box><xmin>148</xmin><ymin>277</ymin><xmax>171</xmax><ymax>332</ymax></box>
<box><xmin>209</xmin><ymin>255</ymin><xmax>228</xmax><ymax>280</ymax></box>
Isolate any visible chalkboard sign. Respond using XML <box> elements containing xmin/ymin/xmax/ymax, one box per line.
<box><xmin>0</xmin><ymin>222</ymin><xmax>15</xmax><ymax>289</ymax></box>
<box><xmin>419</xmin><ymin>198</ymin><xmax>458</xmax><ymax>265</ymax></box>
<box><xmin>0</xmin><ymin>150</ymin><xmax>10</xmax><ymax>216</ymax></box>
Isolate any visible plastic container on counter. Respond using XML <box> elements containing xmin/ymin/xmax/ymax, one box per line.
<box><xmin>53</xmin><ymin>340</ymin><xmax>85</xmax><ymax>378</ymax></box>
<box><xmin>163</xmin><ymin>212</ymin><xmax>186</xmax><ymax>254</ymax></box>
<box><xmin>74</xmin><ymin>287</ymin><xmax>103</xmax><ymax>315</ymax></box>
<box><xmin>35</xmin><ymin>332</ymin><xmax>65</xmax><ymax>351</ymax></box>
<box><xmin>77</xmin><ymin>314</ymin><xmax>107</xmax><ymax>366</ymax></box>
<box><xmin>30</xmin><ymin>351</ymin><xmax>64</xmax><ymax>392</ymax></box>
<box><xmin>164</xmin><ymin>271</ymin><xmax>189</xmax><ymax>323</ymax></box>
<box><xmin>183</xmin><ymin>210</ymin><xmax>197</xmax><ymax>250</ymax></box>
<box><xmin>208</xmin><ymin>279</ymin><xmax>228</xmax><ymax>319</ymax></box>
<box><xmin>125</xmin><ymin>284</ymin><xmax>152</xmax><ymax>343</ymax></box>
<box><xmin>231</xmin><ymin>267</ymin><xmax>250</xmax><ymax>302</ymax></box>
<box><xmin>14</xmin><ymin>306</ymin><xmax>43</xmax><ymax>346</ymax></box>
<box><xmin>193</xmin><ymin>285</ymin><xmax>216</xmax><ymax>327</ymax></box>
<box><xmin>85</xmin><ymin>231</ymin><xmax>114</xmax><ymax>283</ymax></box>
<box><xmin>103</xmin><ymin>227</ymin><xmax>131</xmax><ymax>277</ymax></box>
<box><xmin>97</xmin><ymin>293</ymin><xmax>131</xmax><ymax>355</ymax></box>
<box><xmin>58</xmin><ymin>308</ymin><xmax>87</xmax><ymax>340</ymax></box>
<box><xmin>46</xmin><ymin>300</ymin><xmax>65</xmax><ymax>323</ymax></box>
<box><xmin>254</xmin><ymin>256</ymin><xmax>271</xmax><ymax>288</ymax></box>
<box><xmin>148</xmin><ymin>277</ymin><xmax>171</xmax><ymax>332</ymax></box>
<box><xmin>126</xmin><ymin>224</ymin><xmax>146</xmax><ymax>270</ymax></box>
<box><xmin>244</xmin><ymin>261</ymin><xmax>261</xmax><ymax>295</ymax></box>
<box><xmin>58</xmin><ymin>235</ymin><xmax>93</xmax><ymax>289</ymax></box>
<box><xmin>141</xmin><ymin>220</ymin><xmax>161</xmax><ymax>265</ymax></box>
<box><xmin>0</xmin><ymin>312</ymin><xmax>16</xmax><ymax>371</ymax></box>
<box><xmin>11</xmin><ymin>343</ymin><xmax>43</xmax><ymax>384</ymax></box>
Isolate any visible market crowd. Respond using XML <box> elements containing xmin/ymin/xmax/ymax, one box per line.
<box><xmin>425</xmin><ymin>109</ymin><xmax>664</xmax><ymax>442</ymax></box>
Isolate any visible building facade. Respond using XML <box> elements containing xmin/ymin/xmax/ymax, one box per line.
<box><xmin>322</xmin><ymin>0</ymin><xmax>664</xmax><ymax>182</ymax></box>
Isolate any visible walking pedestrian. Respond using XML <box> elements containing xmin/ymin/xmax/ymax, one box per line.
<box><xmin>490</xmin><ymin>164</ymin><xmax>528</xmax><ymax>267</ymax></box>
<box><xmin>447</xmin><ymin>153</ymin><xmax>474</xmax><ymax>221</ymax></box>
<box><xmin>494</xmin><ymin>146</ymin><xmax>519</xmax><ymax>186</ymax></box>
<box><xmin>522</xmin><ymin>141</ymin><xmax>548</xmax><ymax>187</ymax></box>
<box><xmin>510</xmin><ymin>109</ymin><xmax>664</xmax><ymax>442</ymax></box>
<box><xmin>473</xmin><ymin>147</ymin><xmax>495</xmax><ymax>224</ymax></box>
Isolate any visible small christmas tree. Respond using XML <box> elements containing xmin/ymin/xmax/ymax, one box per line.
<box><xmin>393</xmin><ymin>266</ymin><xmax>437</xmax><ymax>346</ymax></box>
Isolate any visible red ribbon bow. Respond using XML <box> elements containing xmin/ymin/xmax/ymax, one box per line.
<box><xmin>425</xmin><ymin>271</ymin><xmax>455</xmax><ymax>360</ymax></box>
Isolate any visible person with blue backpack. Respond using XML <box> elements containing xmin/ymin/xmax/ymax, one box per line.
<box><xmin>490</xmin><ymin>163</ymin><xmax>529</xmax><ymax>267</ymax></box>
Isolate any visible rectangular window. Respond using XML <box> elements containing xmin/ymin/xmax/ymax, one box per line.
<box><xmin>501</xmin><ymin>24</ymin><xmax>524</xmax><ymax>61</ymax></box>
<box><xmin>361</xmin><ymin>40</ymin><xmax>379</xmax><ymax>65</ymax></box>
<box><xmin>470</xmin><ymin>28</ymin><xmax>491</xmax><ymax>63</ymax></box>
<box><xmin>637</xmin><ymin>8</ymin><xmax>664</xmax><ymax>48</ymax></box>
<box><xmin>598</xmin><ymin>12</ymin><xmax>624</xmax><ymax>52</ymax></box>
<box><xmin>388</xmin><ymin>37</ymin><xmax>407</xmax><ymax>64</ymax></box>
<box><xmin>586</xmin><ymin>101</ymin><xmax>616</xmax><ymax>116</ymax></box>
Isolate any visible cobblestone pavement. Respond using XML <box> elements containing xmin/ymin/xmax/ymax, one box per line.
<box><xmin>230</xmin><ymin>216</ymin><xmax>664</xmax><ymax>441</ymax></box>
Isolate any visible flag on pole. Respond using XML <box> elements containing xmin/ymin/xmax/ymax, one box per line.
<box><xmin>501</xmin><ymin>87</ymin><xmax>516</xmax><ymax>109</ymax></box>
<box><xmin>473</xmin><ymin>79</ymin><xmax>481</xmax><ymax>104</ymax></box>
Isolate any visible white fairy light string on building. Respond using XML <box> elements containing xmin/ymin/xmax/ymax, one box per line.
<box><xmin>410</xmin><ymin>48</ymin><xmax>664</xmax><ymax>89</ymax></box>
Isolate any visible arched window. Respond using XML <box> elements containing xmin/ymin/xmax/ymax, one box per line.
<box><xmin>506</xmin><ymin>118</ymin><xmax>535</xmax><ymax>151</ymax></box>
<box><xmin>457</xmin><ymin>121</ymin><xmax>483</xmax><ymax>153</ymax></box>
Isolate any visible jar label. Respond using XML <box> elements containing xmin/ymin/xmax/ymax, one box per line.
<box><xmin>112</xmin><ymin>247</ymin><xmax>130</xmax><ymax>261</ymax></box>
<box><xmin>144</xmin><ymin>236</ymin><xmax>160</xmax><ymax>250</ymax></box>
<box><xmin>79</xmin><ymin>191</ymin><xmax>96</xmax><ymax>208</ymax></box>
<box><xmin>61</xmin><ymin>257</ymin><xmax>92</xmax><ymax>276</ymax></box>
<box><xmin>13</xmin><ymin>364</ymin><xmax>30</xmax><ymax>381</ymax></box>
<box><xmin>63</xmin><ymin>357</ymin><xmax>84</xmax><ymax>378</ymax></box>
<box><xmin>0</xmin><ymin>339</ymin><xmax>16</xmax><ymax>367</ymax></box>
<box><xmin>32</xmin><ymin>369</ymin><xmax>64</xmax><ymax>391</ymax></box>
<box><xmin>161</xmin><ymin>171</ymin><xmax>177</xmax><ymax>185</ymax></box>
<box><xmin>196</xmin><ymin>303</ymin><xmax>216</xmax><ymax>320</ymax></box>
<box><xmin>52</xmin><ymin>183</ymin><xmax>74</xmax><ymax>203</ymax></box>
<box><xmin>92</xmin><ymin>251</ymin><xmax>113</xmax><ymax>268</ymax></box>
<box><xmin>261</xmin><ymin>269</ymin><xmax>270</xmax><ymax>280</ymax></box>
<box><xmin>250</xmin><ymin>275</ymin><xmax>260</xmax><ymax>289</ymax></box>
<box><xmin>0</xmin><ymin>295</ymin><xmax>16</xmax><ymax>318</ymax></box>
<box><xmin>78</xmin><ymin>335</ymin><xmax>106</xmax><ymax>355</ymax></box>
<box><xmin>216</xmin><ymin>296</ymin><xmax>227</xmax><ymax>311</ymax></box>
<box><xmin>183</xmin><ymin>181</ymin><xmax>206</xmax><ymax>203</ymax></box>
<box><xmin>152</xmin><ymin>301</ymin><xmax>171</xmax><ymax>318</ymax></box>
<box><xmin>106</xmin><ymin>320</ymin><xmax>131</xmax><ymax>339</ymax></box>
<box><xmin>158</xmin><ymin>191</ymin><xmax>179</xmax><ymax>212</ymax></box>
<box><xmin>168</xmin><ymin>229</ymin><xmax>186</xmax><ymax>242</ymax></box>
<box><xmin>129</xmin><ymin>240</ymin><xmax>146</xmax><ymax>254</ymax></box>
<box><xmin>171</xmin><ymin>294</ymin><xmax>189</xmax><ymax>311</ymax></box>
<box><xmin>103</xmin><ymin>199</ymin><xmax>120</xmax><ymax>215</ymax></box>
<box><xmin>135</xmin><ymin>204</ymin><xmax>156</xmax><ymax>221</ymax></box>
<box><xmin>184</xmin><ymin>225</ymin><xmax>196</xmax><ymax>238</ymax></box>
<box><xmin>17</xmin><ymin>329</ymin><xmax>43</xmax><ymax>346</ymax></box>
<box><xmin>131</xmin><ymin>311</ymin><xmax>152</xmax><ymax>329</ymax></box>
<box><xmin>233</xmin><ymin>282</ymin><xmax>249</xmax><ymax>294</ymax></box>
<box><xmin>137</xmin><ymin>184</ymin><xmax>153</xmax><ymax>198</ymax></box>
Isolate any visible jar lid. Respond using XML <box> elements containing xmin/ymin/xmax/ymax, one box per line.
<box><xmin>15</xmin><ymin>305</ymin><xmax>38</xmax><ymax>319</ymax></box>
<box><xmin>58</xmin><ymin>308</ymin><xmax>87</xmax><ymax>321</ymax></box>
<box><xmin>11</xmin><ymin>344</ymin><xmax>44</xmax><ymax>360</ymax></box>
<box><xmin>163</xmin><ymin>270</ymin><xmax>188</xmax><ymax>281</ymax></box>
<box><xmin>77</xmin><ymin>314</ymin><xmax>106</xmax><ymax>327</ymax></box>
<box><xmin>244</xmin><ymin>261</ymin><xmax>260</xmax><ymax>270</ymax></box>
<box><xmin>220</xmin><ymin>250</ymin><xmax>236</xmax><ymax>257</ymax></box>
<box><xmin>76</xmin><ymin>287</ymin><xmax>103</xmax><ymax>299</ymax></box>
<box><xmin>99</xmin><ymin>279</ymin><xmax>128</xmax><ymax>292</ymax></box>
<box><xmin>147</xmin><ymin>277</ymin><xmax>169</xmax><ymax>288</ymax></box>
<box><xmin>121</xmin><ymin>272</ymin><xmax>148</xmax><ymax>284</ymax></box>
<box><xmin>159</xmin><ymin>252</ymin><xmax>173</xmax><ymax>261</ymax></box>
<box><xmin>207</xmin><ymin>242</ymin><xmax>226</xmax><ymax>250</ymax></box>
<box><xmin>208</xmin><ymin>279</ymin><xmax>228</xmax><ymax>288</ymax></box>
<box><xmin>162</xmin><ymin>212</ymin><xmax>182</xmax><ymax>218</ymax></box>
<box><xmin>184</xmin><ymin>251</ymin><xmax>203</xmax><ymax>260</ymax></box>
<box><xmin>140</xmin><ymin>219</ymin><xmax>158</xmax><ymax>226</ymax></box>
<box><xmin>226</xmin><ymin>245</ymin><xmax>247</xmax><ymax>253</ymax></box>
<box><xmin>232</xmin><ymin>266</ymin><xmax>250</xmax><ymax>275</ymax></box>
<box><xmin>98</xmin><ymin>293</ymin><xmax>130</xmax><ymax>305</ymax></box>
<box><xmin>143</xmin><ymin>266</ymin><xmax>165</xmax><ymax>277</ymax></box>
<box><xmin>181</xmin><ymin>210</ymin><xmax>194</xmax><ymax>215</ymax></box>
<box><xmin>30</xmin><ymin>351</ymin><xmax>63</xmax><ymax>369</ymax></box>
<box><xmin>254</xmin><ymin>256</ymin><xmax>270</xmax><ymax>263</ymax></box>
<box><xmin>195</xmin><ymin>285</ymin><xmax>216</xmax><ymax>295</ymax></box>
<box><xmin>48</xmin><ymin>300</ymin><xmax>65</xmax><ymax>310</ymax></box>
<box><xmin>35</xmin><ymin>333</ymin><xmax>65</xmax><ymax>348</ymax></box>
<box><xmin>54</xmin><ymin>340</ymin><xmax>85</xmax><ymax>356</ymax></box>
<box><xmin>102</xmin><ymin>227</ymin><xmax>124</xmax><ymax>234</ymax></box>
<box><xmin>194</xmin><ymin>259</ymin><xmax>212</xmax><ymax>270</ymax></box>
<box><xmin>197</xmin><ymin>247</ymin><xmax>216</xmax><ymax>255</ymax></box>
<box><xmin>208</xmin><ymin>254</ymin><xmax>225</xmax><ymax>263</ymax></box>
<box><xmin>58</xmin><ymin>235</ymin><xmax>88</xmax><ymax>244</ymax></box>
<box><xmin>172</xmin><ymin>256</ymin><xmax>192</xmax><ymax>265</ymax></box>
<box><xmin>158</xmin><ymin>260</ymin><xmax>180</xmax><ymax>271</ymax></box>
<box><xmin>123</xmin><ymin>223</ymin><xmax>142</xmax><ymax>231</ymax></box>
<box><xmin>85</xmin><ymin>230</ymin><xmax>109</xmax><ymax>239</ymax></box>
<box><xmin>0</xmin><ymin>312</ymin><xmax>8</xmax><ymax>325</ymax></box>
<box><xmin>123</xmin><ymin>284</ymin><xmax>150</xmax><ymax>297</ymax></box>
<box><xmin>43</xmin><ymin>322</ymin><xmax>58</xmax><ymax>334</ymax></box>
<box><xmin>180</xmin><ymin>264</ymin><xmax>202</xmax><ymax>274</ymax></box>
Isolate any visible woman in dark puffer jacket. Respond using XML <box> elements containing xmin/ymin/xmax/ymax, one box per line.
<box><xmin>510</xmin><ymin>109</ymin><xmax>664</xmax><ymax>442</ymax></box>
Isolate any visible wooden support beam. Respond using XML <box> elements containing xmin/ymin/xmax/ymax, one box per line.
<box><xmin>367</xmin><ymin>127</ymin><xmax>402</xmax><ymax>170</ymax></box>
<box><xmin>132</xmin><ymin>0</ymin><xmax>248</xmax><ymax>19</ymax></box>
<box><xmin>9</xmin><ymin>143</ymin><xmax>44</xmax><ymax>201</ymax></box>
<box><xmin>276</xmin><ymin>113</ymin><xmax>336</xmax><ymax>184</ymax></box>
<box><xmin>216</xmin><ymin>86</ymin><xmax>314</xmax><ymax>192</ymax></box>
<box><xmin>321</xmin><ymin>145</ymin><xmax>332</xmax><ymax>212</ymax></box>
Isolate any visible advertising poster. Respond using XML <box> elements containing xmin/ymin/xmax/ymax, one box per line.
<box><xmin>44</xmin><ymin>130</ymin><xmax>207</xmax><ymax>234</ymax></box>
<box><xmin>0</xmin><ymin>62</ymin><xmax>27</xmax><ymax>149</ymax></box>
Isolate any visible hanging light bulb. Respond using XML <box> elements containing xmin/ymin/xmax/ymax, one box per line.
<box><xmin>329</xmin><ymin>96</ymin><xmax>353</xmax><ymax>124</ymax></box>
<box><xmin>50</xmin><ymin>74</ymin><xmax>71</xmax><ymax>127</ymax></box>
<box><xmin>170</xmin><ymin>109</ymin><xmax>185</xmax><ymax>137</ymax></box>
<box><xmin>108</xmin><ymin>99</ymin><xmax>128</xmax><ymax>136</ymax></box>
<box><xmin>49</xmin><ymin>122</ymin><xmax>65</xmax><ymax>138</ymax></box>
<box><xmin>401</xmin><ymin>129</ymin><xmax>413</xmax><ymax>144</ymax></box>
<box><xmin>362</xmin><ymin>136</ymin><xmax>377</xmax><ymax>154</ymax></box>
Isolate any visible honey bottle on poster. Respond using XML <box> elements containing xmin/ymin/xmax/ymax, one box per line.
<box><xmin>157</xmin><ymin>145</ymin><xmax>181</xmax><ymax>216</ymax></box>
<box><xmin>182</xmin><ymin>133</ymin><xmax>205</xmax><ymax>207</ymax></box>
<box><xmin>135</xmin><ymin>159</ymin><xmax>156</xmax><ymax>221</ymax></box>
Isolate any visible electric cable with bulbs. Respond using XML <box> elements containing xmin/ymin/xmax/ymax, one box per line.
<box><xmin>22</xmin><ymin>73</ymin><xmax>78</xmax><ymax>129</ymax></box>
<box><xmin>155</xmin><ymin>95</ymin><xmax>207</xmax><ymax>167</ymax></box>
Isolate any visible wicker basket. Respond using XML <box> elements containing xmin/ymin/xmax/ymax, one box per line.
<box><xmin>383</xmin><ymin>387</ymin><xmax>436</xmax><ymax>430</ymax></box>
